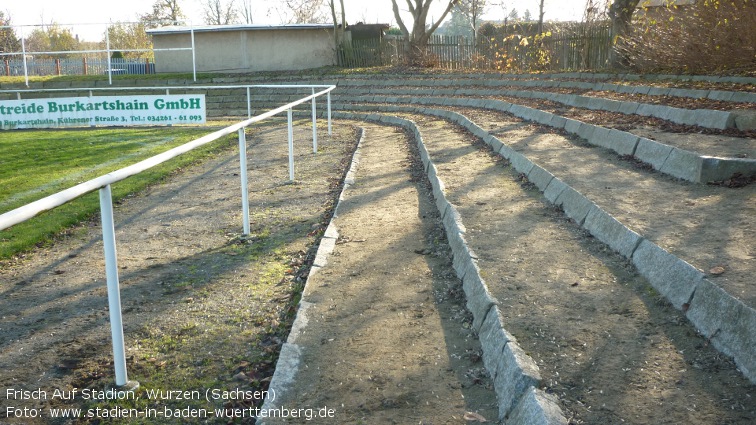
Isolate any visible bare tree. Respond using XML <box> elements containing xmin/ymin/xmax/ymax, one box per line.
<box><xmin>454</xmin><ymin>0</ymin><xmax>487</xmax><ymax>41</ymax></box>
<box><xmin>537</xmin><ymin>0</ymin><xmax>545</xmax><ymax>34</ymax></box>
<box><xmin>583</xmin><ymin>0</ymin><xmax>609</xmax><ymax>22</ymax></box>
<box><xmin>202</xmin><ymin>0</ymin><xmax>240</xmax><ymax>25</ymax></box>
<box><xmin>391</xmin><ymin>0</ymin><xmax>459</xmax><ymax>54</ymax></box>
<box><xmin>327</xmin><ymin>0</ymin><xmax>346</xmax><ymax>47</ymax></box>
<box><xmin>278</xmin><ymin>0</ymin><xmax>328</xmax><ymax>24</ymax></box>
<box><xmin>239</xmin><ymin>0</ymin><xmax>254</xmax><ymax>24</ymax></box>
<box><xmin>141</xmin><ymin>0</ymin><xmax>185</xmax><ymax>28</ymax></box>
<box><xmin>607</xmin><ymin>0</ymin><xmax>640</xmax><ymax>66</ymax></box>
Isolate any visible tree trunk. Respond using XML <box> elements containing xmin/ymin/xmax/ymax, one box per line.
<box><xmin>538</xmin><ymin>0</ymin><xmax>545</xmax><ymax>34</ymax></box>
<box><xmin>608</xmin><ymin>0</ymin><xmax>640</xmax><ymax>68</ymax></box>
<box><xmin>340</xmin><ymin>0</ymin><xmax>346</xmax><ymax>31</ymax></box>
<box><xmin>391</xmin><ymin>0</ymin><xmax>459</xmax><ymax>65</ymax></box>
<box><xmin>330</xmin><ymin>0</ymin><xmax>339</xmax><ymax>49</ymax></box>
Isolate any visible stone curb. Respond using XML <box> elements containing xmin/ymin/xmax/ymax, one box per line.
<box><xmin>280</xmin><ymin>107</ymin><xmax>756</xmax><ymax>384</ymax></box>
<box><xmin>507</xmin><ymin>387</ymin><xmax>569</xmax><ymax>425</ymax></box>
<box><xmin>333</xmin><ymin>87</ymin><xmax>743</xmax><ymax>130</ymax></box>
<box><xmin>333</xmin><ymin>112</ymin><xmax>568</xmax><ymax>424</ymax></box>
<box><xmin>316</xmin><ymin>97</ymin><xmax>756</xmax><ymax>183</ymax></box>
<box><xmin>332</xmin><ymin>77</ymin><xmax>756</xmax><ymax>107</ymax></box>
<box><xmin>141</xmin><ymin>71</ymin><xmax>755</xmax><ymax>88</ymax></box>
<box><xmin>417</xmin><ymin>107</ymin><xmax>755</xmax><ymax>385</ymax></box>
<box><xmin>236</xmin><ymin>83</ymin><xmax>750</xmax><ymax>127</ymax></box>
<box><xmin>686</xmin><ymin>279</ymin><xmax>756</xmax><ymax>381</ymax></box>
<box><xmin>259</xmin><ymin>127</ymin><xmax>367</xmax><ymax>420</ymax></box>
<box><xmin>18</xmin><ymin>73</ymin><xmax>752</xmax><ymax>105</ymax></box>
<box><xmin>317</xmin><ymin>107</ymin><xmax>756</xmax><ymax>385</ymax></box>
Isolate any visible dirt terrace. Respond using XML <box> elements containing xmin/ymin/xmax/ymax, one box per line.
<box><xmin>0</xmin><ymin>71</ymin><xmax>754</xmax><ymax>425</ymax></box>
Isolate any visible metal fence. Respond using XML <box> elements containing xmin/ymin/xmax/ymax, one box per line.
<box><xmin>337</xmin><ymin>27</ymin><xmax>613</xmax><ymax>71</ymax></box>
<box><xmin>2</xmin><ymin>57</ymin><xmax>155</xmax><ymax>77</ymax></box>
<box><xmin>1</xmin><ymin>21</ymin><xmax>196</xmax><ymax>86</ymax></box>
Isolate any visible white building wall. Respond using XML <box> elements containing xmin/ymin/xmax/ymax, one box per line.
<box><xmin>151</xmin><ymin>26</ymin><xmax>336</xmax><ymax>73</ymax></box>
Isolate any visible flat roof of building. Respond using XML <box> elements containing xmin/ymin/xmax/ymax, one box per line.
<box><xmin>147</xmin><ymin>24</ymin><xmax>335</xmax><ymax>35</ymax></box>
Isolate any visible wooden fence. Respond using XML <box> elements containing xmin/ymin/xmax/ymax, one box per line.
<box><xmin>337</xmin><ymin>26</ymin><xmax>612</xmax><ymax>71</ymax></box>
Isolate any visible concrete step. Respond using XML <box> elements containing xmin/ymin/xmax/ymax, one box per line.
<box><xmin>253</xmin><ymin>97</ymin><xmax>756</xmax><ymax>184</ymax></box>
<box><xmin>332</xmin><ymin>86</ymin><xmax>750</xmax><ymax>130</ymax></box>
<box><xmin>319</xmin><ymin>110</ymin><xmax>755</xmax><ymax>424</ymax></box>
<box><xmin>313</xmin><ymin>108</ymin><xmax>755</xmax><ymax>391</ymax></box>
<box><xmin>262</xmin><ymin>122</ymin><xmax>503</xmax><ymax>424</ymax></box>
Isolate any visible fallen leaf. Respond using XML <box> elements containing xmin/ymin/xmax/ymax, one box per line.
<box><xmin>57</xmin><ymin>358</ymin><xmax>81</xmax><ymax>369</ymax></box>
<box><xmin>233</xmin><ymin>372</ymin><xmax>250</xmax><ymax>382</ymax></box>
<box><xmin>709</xmin><ymin>266</ymin><xmax>725</xmax><ymax>275</ymax></box>
<box><xmin>464</xmin><ymin>411</ymin><xmax>488</xmax><ymax>422</ymax></box>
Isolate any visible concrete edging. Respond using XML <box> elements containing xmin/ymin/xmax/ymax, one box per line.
<box><xmin>398</xmin><ymin>106</ymin><xmax>756</xmax><ymax>385</ymax></box>
<box><xmin>260</xmin><ymin>127</ymin><xmax>367</xmax><ymax>420</ymax></box>
<box><xmin>334</xmin><ymin>111</ymin><xmax>569</xmax><ymax>424</ymax></box>
<box><xmin>277</xmin><ymin>107</ymin><xmax>756</xmax><ymax>387</ymax></box>
<box><xmin>333</xmin><ymin>77</ymin><xmax>756</xmax><ymax>109</ymax></box>
<box><xmin>322</xmin><ymin>97</ymin><xmax>756</xmax><ymax>183</ymax></box>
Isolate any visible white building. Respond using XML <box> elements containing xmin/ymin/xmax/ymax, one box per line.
<box><xmin>147</xmin><ymin>24</ymin><xmax>338</xmax><ymax>74</ymax></box>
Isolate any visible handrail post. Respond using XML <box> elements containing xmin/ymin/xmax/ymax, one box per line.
<box><xmin>190</xmin><ymin>24</ymin><xmax>197</xmax><ymax>82</ymax></box>
<box><xmin>311</xmin><ymin>87</ymin><xmax>317</xmax><ymax>153</ymax></box>
<box><xmin>21</xmin><ymin>28</ymin><xmax>29</xmax><ymax>88</ymax></box>
<box><xmin>246</xmin><ymin>86</ymin><xmax>251</xmax><ymax>119</ymax></box>
<box><xmin>327</xmin><ymin>91</ymin><xmax>332</xmax><ymax>135</ymax></box>
<box><xmin>287</xmin><ymin>108</ymin><xmax>294</xmax><ymax>181</ymax></box>
<box><xmin>98</xmin><ymin>185</ymin><xmax>134</xmax><ymax>389</ymax></box>
<box><xmin>106</xmin><ymin>27</ymin><xmax>112</xmax><ymax>86</ymax></box>
<box><xmin>238</xmin><ymin>128</ymin><xmax>250</xmax><ymax>235</ymax></box>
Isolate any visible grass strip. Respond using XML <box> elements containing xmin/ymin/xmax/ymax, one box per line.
<box><xmin>0</xmin><ymin>125</ymin><xmax>239</xmax><ymax>259</ymax></box>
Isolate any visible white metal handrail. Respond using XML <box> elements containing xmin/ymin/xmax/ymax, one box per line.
<box><xmin>1</xmin><ymin>84</ymin><xmax>334</xmax><ymax>123</ymax></box>
<box><xmin>0</xmin><ymin>84</ymin><xmax>336</xmax><ymax>388</ymax></box>
<box><xmin>1</xmin><ymin>84</ymin><xmax>335</xmax><ymax>93</ymax></box>
<box><xmin>0</xmin><ymin>85</ymin><xmax>334</xmax><ymax>229</ymax></box>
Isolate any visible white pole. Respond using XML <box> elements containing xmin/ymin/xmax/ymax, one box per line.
<box><xmin>21</xmin><ymin>28</ymin><xmax>29</xmax><ymax>88</ymax></box>
<box><xmin>311</xmin><ymin>87</ymin><xmax>317</xmax><ymax>153</ymax></box>
<box><xmin>190</xmin><ymin>24</ymin><xmax>197</xmax><ymax>82</ymax></box>
<box><xmin>89</xmin><ymin>90</ymin><xmax>95</xmax><ymax>128</ymax></box>
<box><xmin>99</xmin><ymin>185</ymin><xmax>129</xmax><ymax>387</ymax></box>
<box><xmin>327</xmin><ymin>91</ymin><xmax>332</xmax><ymax>135</ymax></box>
<box><xmin>287</xmin><ymin>108</ymin><xmax>294</xmax><ymax>182</ymax></box>
<box><xmin>106</xmin><ymin>27</ymin><xmax>112</xmax><ymax>86</ymax></box>
<box><xmin>238</xmin><ymin>128</ymin><xmax>250</xmax><ymax>235</ymax></box>
<box><xmin>246</xmin><ymin>86</ymin><xmax>251</xmax><ymax>119</ymax></box>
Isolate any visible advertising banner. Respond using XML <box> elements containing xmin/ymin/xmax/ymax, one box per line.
<box><xmin>0</xmin><ymin>95</ymin><xmax>206</xmax><ymax>130</ymax></box>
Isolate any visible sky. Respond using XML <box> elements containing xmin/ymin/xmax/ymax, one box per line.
<box><xmin>4</xmin><ymin>0</ymin><xmax>590</xmax><ymax>41</ymax></box>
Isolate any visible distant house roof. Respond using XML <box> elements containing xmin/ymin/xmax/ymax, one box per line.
<box><xmin>146</xmin><ymin>24</ymin><xmax>335</xmax><ymax>35</ymax></box>
<box><xmin>348</xmin><ymin>23</ymin><xmax>390</xmax><ymax>31</ymax></box>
